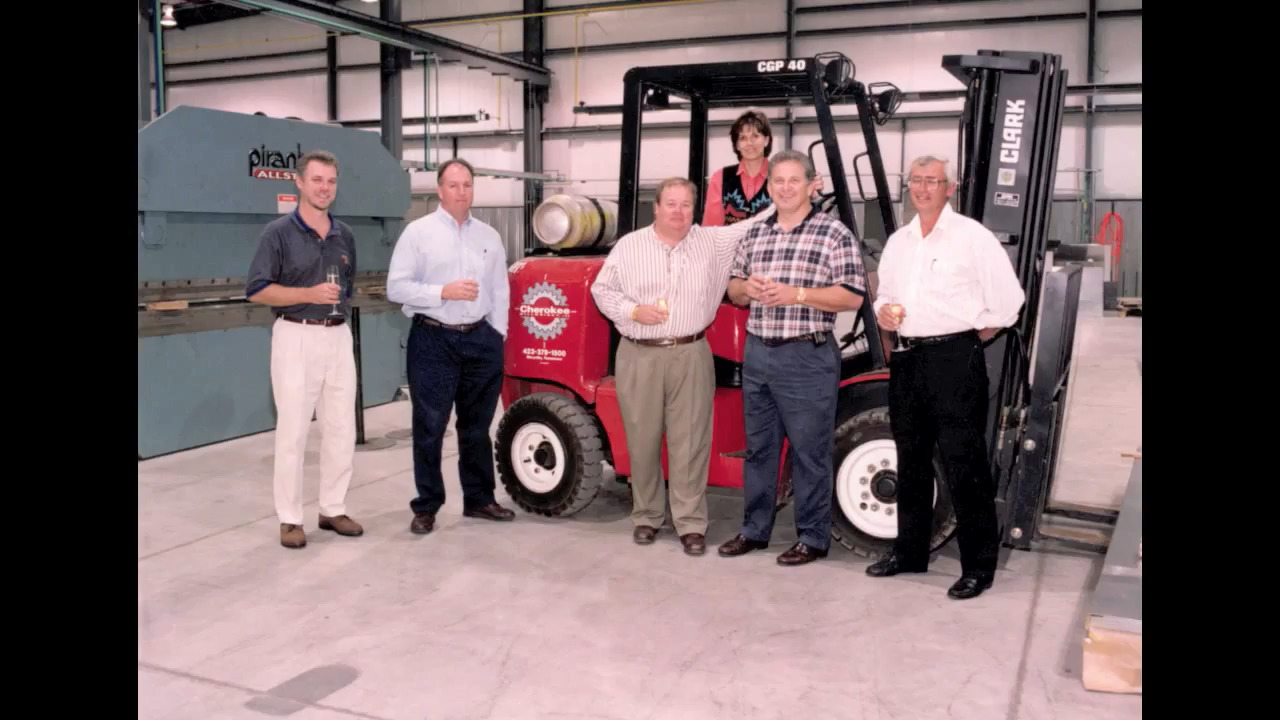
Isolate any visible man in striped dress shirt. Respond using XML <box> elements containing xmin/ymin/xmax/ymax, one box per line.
<box><xmin>718</xmin><ymin>150</ymin><xmax>866</xmax><ymax>566</ymax></box>
<box><xmin>590</xmin><ymin>177</ymin><xmax>776</xmax><ymax>556</ymax></box>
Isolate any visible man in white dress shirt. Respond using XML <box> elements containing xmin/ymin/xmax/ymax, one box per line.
<box><xmin>590</xmin><ymin>177</ymin><xmax>775</xmax><ymax>555</ymax></box>
<box><xmin>865</xmin><ymin>155</ymin><xmax>1025</xmax><ymax>600</ymax></box>
<box><xmin>387</xmin><ymin>158</ymin><xmax>515</xmax><ymax>535</ymax></box>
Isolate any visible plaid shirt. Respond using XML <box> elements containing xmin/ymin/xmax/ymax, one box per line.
<box><xmin>730</xmin><ymin>207</ymin><xmax>867</xmax><ymax>340</ymax></box>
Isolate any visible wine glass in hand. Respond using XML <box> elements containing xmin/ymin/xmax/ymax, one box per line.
<box><xmin>326</xmin><ymin>265</ymin><xmax>342</xmax><ymax>316</ymax></box>
<box><xmin>888</xmin><ymin>303</ymin><xmax>907</xmax><ymax>352</ymax></box>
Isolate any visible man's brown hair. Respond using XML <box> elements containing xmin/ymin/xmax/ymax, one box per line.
<box><xmin>437</xmin><ymin>157</ymin><xmax>475</xmax><ymax>183</ymax></box>
<box><xmin>298</xmin><ymin>150</ymin><xmax>339</xmax><ymax>177</ymax></box>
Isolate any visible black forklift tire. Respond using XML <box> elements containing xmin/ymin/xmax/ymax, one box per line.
<box><xmin>829</xmin><ymin>408</ymin><xmax>958</xmax><ymax>560</ymax></box>
<box><xmin>496</xmin><ymin>392</ymin><xmax>605</xmax><ymax>517</ymax></box>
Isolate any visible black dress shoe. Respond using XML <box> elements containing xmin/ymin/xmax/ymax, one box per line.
<box><xmin>718</xmin><ymin>534</ymin><xmax>769</xmax><ymax>557</ymax></box>
<box><xmin>633</xmin><ymin>525</ymin><xmax>658</xmax><ymax>545</ymax></box>
<box><xmin>948</xmin><ymin>574</ymin><xmax>994</xmax><ymax>600</ymax></box>
<box><xmin>464</xmin><ymin>503</ymin><xmax>516</xmax><ymax>521</ymax></box>
<box><xmin>680</xmin><ymin>533</ymin><xmax>706</xmax><ymax>556</ymax></box>
<box><xmin>865</xmin><ymin>553</ymin><xmax>929</xmax><ymax>577</ymax></box>
<box><xmin>409</xmin><ymin>512</ymin><xmax>435</xmax><ymax>535</ymax></box>
<box><xmin>777</xmin><ymin>542</ymin><xmax>828</xmax><ymax>566</ymax></box>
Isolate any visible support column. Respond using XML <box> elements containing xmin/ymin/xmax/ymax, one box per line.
<box><xmin>139</xmin><ymin>3</ymin><xmax>151</xmax><ymax>128</ymax></box>
<box><xmin>152</xmin><ymin>0</ymin><xmax>167</xmax><ymax>117</ymax></box>
<box><xmin>327</xmin><ymin>34</ymin><xmax>338</xmax><ymax>122</ymax></box>
<box><xmin>785</xmin><ymin>0</ymin><xmax>797</xmax><ymax>149</ymax></box>
<box><xmin>522</xmin><ymin>0</ymin><xmax>546</xmax><ymax>256</ymax></box>
<box><xmin>1083</xmin><ymin>0</ymin><xmax>1097</xmax><ymax>245</ymax></box>
<box><xmin>380</xmin><ymin>0</ymin><xmax>405</xmax><ymax>160</ymax></box>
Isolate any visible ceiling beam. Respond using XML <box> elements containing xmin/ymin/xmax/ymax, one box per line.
<box><xmin>220</xmin><ymin>0</ymin><xmax>551</xmax><ymax>85</ymax></box>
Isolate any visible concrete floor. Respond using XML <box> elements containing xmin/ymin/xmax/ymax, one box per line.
<box><xmin>139</xmin><ymin>399</ymin><xmax>1141</xmax><ymax>720</ymax></box>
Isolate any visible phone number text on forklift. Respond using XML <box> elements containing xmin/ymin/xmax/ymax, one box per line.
<box><xmin>523</xmin><ymin>347</ymin><xmax>567</xmax><ymax>360</ymax></box>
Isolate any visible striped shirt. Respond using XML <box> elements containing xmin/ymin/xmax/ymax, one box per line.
<box><xmin>590</xmin><ymin>209</ymin><xmax>775</xmax><ymax>340</ymax></box>
<box><xmin>731</xmin><ymin>206</ymin><xmax>867</xmax><ymax>340</ymax></box>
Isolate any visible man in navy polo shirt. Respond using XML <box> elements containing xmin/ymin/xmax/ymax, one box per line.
<box><xmin>246</xmin><ymin>149</ymin><xmax>365</xmax><ymax>549</ymax></box>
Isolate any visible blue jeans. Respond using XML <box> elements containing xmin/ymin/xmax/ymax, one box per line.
<box><xmin>740</xmin><ymin>333</ymin><xmax>841</xmax><ymax>550</ymax></box>
<box><xmin>406</xmin><ymin>318</ymin><xmax>504</xmax><ymax>516</ymax></box>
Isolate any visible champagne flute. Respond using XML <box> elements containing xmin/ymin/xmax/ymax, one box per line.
<box><xmin>326</xmin><ymin>265</ymin><xmax>342</xmax><ymax>316</ymax></box>
<box><xmin>888</xmin><ymin>303</ymin><xmax>907</xmax><ymax>352</ymax></box>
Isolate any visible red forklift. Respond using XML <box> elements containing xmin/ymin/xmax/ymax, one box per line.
<box><xmin>494</xmin><ymin>50</ymin><xmax>1115</xmax><ymax>559</ymax></box>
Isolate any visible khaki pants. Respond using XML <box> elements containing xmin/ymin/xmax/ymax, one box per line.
<box><xmin>615</xmin><ymin>337</ymin><xmax>715</xmax><ymax>536</ymax></box>
<box><xmin>269</xmin><ymin>317</ymin><xmax>357</xmax><ymax>525</ymax></box>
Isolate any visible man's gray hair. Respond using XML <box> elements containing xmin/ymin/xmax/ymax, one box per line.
<box><xmin>907</xmin><ymin>154</ymin><xmax>955</xmax><ymax>184</ymax></box>
<box><xmin>768</xmin><ymin>149</ymin><xmax>816</xmax><ymax>181</ymax></box>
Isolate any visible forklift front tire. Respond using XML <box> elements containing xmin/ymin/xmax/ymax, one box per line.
<box><xmin>496</xmin><ymin>392</ymin><xmax>605</xmax><ymax>517</ymax></box>
<box><xmin>829</xmin><ymin>408</ymin><xmax>958</xmax><ymax>560</ymax></box>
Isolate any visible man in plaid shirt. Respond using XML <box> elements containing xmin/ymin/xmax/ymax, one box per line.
<box><xmin>717</xmin><ymin>150</ymin><xmax>867</xmax><ymax>566</ymax></box>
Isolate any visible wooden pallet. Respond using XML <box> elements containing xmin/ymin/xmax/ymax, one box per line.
<box><xmin>1083</xmin><ymin>619</ymin><xmax>1142</xmax><ymax>694</ymax></box>
<box><xmin>1115</xmin><ymin>297</ymin><xmax>1142</xmax><ymax>317</ymax></box>
<box><xmin>1081</xmin><ymin>453</ymin><xmax>1142</xmax><ymax>694</ymax></box>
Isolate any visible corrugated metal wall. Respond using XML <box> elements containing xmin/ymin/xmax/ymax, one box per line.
<box><xmin>406</xmin><ymin>195</ymin><xmax>526</xmax><ymax>264</ymax></box>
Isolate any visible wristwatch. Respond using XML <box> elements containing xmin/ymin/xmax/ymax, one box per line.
<box><xmin>796</xmin><ymin>287</ymin><xmax>807</xmax><ymax>305</ymax></box>
<box><xmin>631</xmin><ymin>305</ymin><xmax>639</xmax><ymax>321</ymax></box>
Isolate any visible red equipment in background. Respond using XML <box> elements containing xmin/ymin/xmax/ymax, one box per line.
<box><xmin>1094</xmin><ymin>211</ymin><xmax>1124</xmax><ymax>282</ymax></box>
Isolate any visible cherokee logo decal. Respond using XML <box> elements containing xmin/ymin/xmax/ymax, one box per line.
<box><xmin>519</xmin><ymin>282</ymin><xmax>571</xmax><ymax>341</ymax></box>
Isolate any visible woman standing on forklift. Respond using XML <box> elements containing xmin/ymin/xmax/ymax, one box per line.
<box><xmin>701</xmin><ymin>110</ymin><xmax>774</xmax><ymax>226</ymax></box>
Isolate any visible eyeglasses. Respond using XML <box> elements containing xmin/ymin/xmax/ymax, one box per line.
<box><xmin>906</xmin><ymin>177</ymin><xmax>947</xmax><ymax>188</ymax></box>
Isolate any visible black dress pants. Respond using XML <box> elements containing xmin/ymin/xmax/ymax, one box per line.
<box><xmin>888</xmin><ymin>331</ymin><xmax>999</xmax><ymax>576</ymax></box>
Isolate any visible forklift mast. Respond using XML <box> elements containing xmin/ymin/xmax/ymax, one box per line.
<box><xmin>616</xmin><ymin>54</ymin><xmax>900</xmax><ymax>369</ymax></box>
<box><xmin>943</xmin><ymin>50</ymin><xmax>1101</xmax><ymax>550</ymax></box>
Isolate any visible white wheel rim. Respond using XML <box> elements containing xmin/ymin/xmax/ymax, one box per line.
<box><xmin>511</xmin><ymin>423</ymin><xmax>565</xmax><ymax>493</ymax></box>
<box><xmin>835</xmin><ymin>439</ymin><xmax>936</xmax><ymax>539</ymax></box>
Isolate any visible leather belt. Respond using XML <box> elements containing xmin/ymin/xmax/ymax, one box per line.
<box><xmin>627</xmin><ymin>331</ymin><xmax>705</xmax><ymax>348</ymax></box>
<box><xmin>757</xmin><ymin>333</ymin><xmax>819</xmax><ymax>347</ymax></box>
<box><xmin>896</xmin><ymin>329</ymin><xmax>979</xmax><ymax>350</ymax></box>
<box><xmin>281</xmin><ymin>315</ymin><xmax>345</xmax><ymax>327</ymax></box>
<box><xmin>416</xmin><ymin>315</ymin><xmax>484</xmax><ymax>332</ymax></box>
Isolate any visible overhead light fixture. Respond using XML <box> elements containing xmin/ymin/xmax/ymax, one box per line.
<box><xmin>160</xmin><ymin>4</ymin><xmax>178</xmax><ymax>28</ymax></box>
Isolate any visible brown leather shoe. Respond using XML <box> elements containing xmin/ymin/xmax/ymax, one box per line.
<box><xmin>777</xmin><ymin>541</ymin><xmax>828</xmax><ymax>566</ymax></box>
<box><xmin>680</xmin><ymin>533</ymin><xmax>706</xmax><ymax>556</ymax></box>
<box><xmin>409</xmin><ymin>512</ymin><xmax>435</xmax><ymax>535</ymax></box>
<box><xmin>280</xmin><ymin>523</ymin><xmax>306</xmax><ymax>549</ymax></box>
<box><xmin>633</xmin><ymin>525</ymin><xmax>658</xmax><ymax>545</ymax></box>
<box><xmin>463</xmin><ymin>503</ymin><xmax>516</xmax><ymax>521</ymax></box>
<box><xmin>319</xmin><ymin>514</ymin><xmax>364</xmax><ymax>536</ymax></box>
<box><xmin>718</xmin><ymin>534</ymin><xmax>769</xmax><ymax>557</ymax></box>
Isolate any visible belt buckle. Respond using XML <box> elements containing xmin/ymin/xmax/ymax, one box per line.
<box><xmin>657</xmin><ymin>337</ymin><xmax>677</xmax><ymax>347</ymax></box>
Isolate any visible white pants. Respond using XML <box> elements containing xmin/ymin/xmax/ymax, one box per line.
<box><xmin>270</xmin><ymin>317</ymin><xmax>357</xmax><ymax>525</ymax></box>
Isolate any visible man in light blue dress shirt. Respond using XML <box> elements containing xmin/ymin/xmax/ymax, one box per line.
<box><xmin>387</xmin><ymin>158</ymin><xmax>515</xmax><ymax>534</ymax></box>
